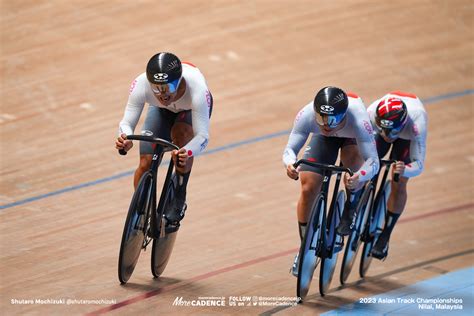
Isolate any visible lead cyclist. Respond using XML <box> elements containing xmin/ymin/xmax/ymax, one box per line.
<box><xmin>115</xmin><ymin>52</ymin><xmax>213</xmax><ymax>226</ymax></box>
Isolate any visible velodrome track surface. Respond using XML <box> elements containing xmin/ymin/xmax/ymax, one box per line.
<box><xmin>1</xmin><ymin>1</ymin><xmax>473</xmax><ymax>315</ymax></box>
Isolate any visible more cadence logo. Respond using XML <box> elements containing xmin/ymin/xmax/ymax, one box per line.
<box><xmin>172</xmin><ymin>296</ymin><xmax>226</xmax><ymax>307</ymax></box>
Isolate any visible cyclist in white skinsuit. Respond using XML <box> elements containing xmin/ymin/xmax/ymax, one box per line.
<box><xmin>283</xmin><ymin>86</ymin><xmax>379</xmax><ymax>277</ymax></box>
<box><xmin>366</xmin><ymin>91</ymin><xmax>427</xmax><ymax>259</ymax></box>
<box><xmin>116</xmin><ymin>52</ymin><xmax>213</xmax><ymax>226</ymax></box>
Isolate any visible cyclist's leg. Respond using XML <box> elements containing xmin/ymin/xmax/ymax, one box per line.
<box><xmin>373</xmin><ymin>138</ymin><xmax>411</xmax><ymax>257</ymax></box>
<box><xmin>291</xmin><ymin>135</ymin><xmax>341</xmax><ymax>275</ymax></box>
<box><xmin>298</xmin><ymin>135</ymin><xmax>342</xmax><ymax>237</ymax></box>
<box><xmin>134</xmin><ymin>156</ymin><xmax>152</xmax><ymax>189</ymax></box>
<box><xmin>298</xmin><ymin>172</ymin><xmax>322</xmax><ymax>234</ymax></box>
<box><xmin>168</xmin><ymin>94</ymin><xmax>213</xmax><ymax>218</ymax></box>
<box><xmin>134</xmin><ymin>106</ymin><xmax>172</xmax><ymax>189</ymax></box>
<box><xmin>170</xmin><ymin>113</ymin><xmax>193</xmax><ymax>211</ymax></box>
<box><xmin>336</xmin><ymin>139</ymin><xmax>366</xmax><ymax>235</ymax></box>
<box><xmin>340</xmin><ymin>139</ymin><xmax>364</xmax><ymax>181</ymax></box>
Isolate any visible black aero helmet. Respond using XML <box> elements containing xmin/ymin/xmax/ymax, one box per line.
<box><xmin>313</xmin><ymin>86</ymin><xmax>349</xmax><ymax>128</ymax></box>
<box><xmin>146</xmin><ymin>52</ymin><xmax>182</xmax><ymax>94</ymax></box>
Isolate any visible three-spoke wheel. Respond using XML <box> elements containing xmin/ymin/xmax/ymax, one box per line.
<box><xmin>118</xmin><ymin>172</ymin><xmax>154</xmax><ymax>284</ymax></box>
<box><xmin>319</xmin><ymin>190</ymin><xmax>345</xmax><ymax>295</ymax></box>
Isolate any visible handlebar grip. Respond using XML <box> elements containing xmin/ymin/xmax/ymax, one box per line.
<box><xmin>118</xmin><ymin>149</ymin><xmax>127</xmax><ymax>156</ymax></box>
<box><xmin>393</xmin><ymin>173</ymin><xmax>400</xmax><ymax>182</ymax></box>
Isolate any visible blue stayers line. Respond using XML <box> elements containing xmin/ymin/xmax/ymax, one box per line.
<box><xmin>1</xmin><ymin>89</ymin><xmax>473</xmax><ymax>210</ymax></box>
<box><xmin>423</xmin><ymin>89</ymin><xmax>473</xmax><ymax>104</ymax></box>
<box><xmin>0</xmin><ymin>130</ymin><xmax>291</xmax><ymax>210</ymax></box>
<box><xmin>0</xmin><ymin>171</ymin><xmax>133</xmax><ymax>210</ymax></box>
<box><xmin>202</xmin><ymin>129</ymin><xmax>291</xmax><ymax>156</ymax></box>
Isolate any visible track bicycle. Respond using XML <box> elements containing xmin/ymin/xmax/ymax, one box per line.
<box><xmin>117</xmin><ymin>135</ymin><xmax>183</xmax><ymax>284</ymax></box>
<box><xmin>293</xmin><ymin>159</ymin><xmax>353</xmax><ymax>300</ymax></box>
<box><xmin>339</xmin><ymin>159</ymin><xmax>399</xmax><ymax>284</ymax></box>
<box><xmin>359</xmin><ymin>159</ymin><xmax>398</xmax><ymax>277</ymax></box>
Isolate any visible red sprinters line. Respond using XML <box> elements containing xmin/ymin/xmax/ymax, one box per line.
<box><xmin>399</xmin><ymin>202</ymin><xmax>473</xmax><ymax>224</ymax></box>
<box><xmin>86</xmin><ymin>249</ymin><xmax>297</xmax><ymax>315</ymax></box>
<box><xmin>86</xmin><ymin>202</ymin><xmax>473</xmax><ymax>315</ymax></box>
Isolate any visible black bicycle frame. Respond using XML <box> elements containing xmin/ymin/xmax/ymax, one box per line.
<box><xmin>361</xmin><ymin>159</ymin><xmax>396</xmax><ymax>241</ymax></box>
<box><xmin>317</xmin><ymin>170</ymin><xmax>331</xmax><ymax>258</ymax></box>
<box><xmin>371</xmin><ymin>159</ymin><xmax>396</xmax><ymax>219</ymax></box>
<box><xmin>121</xmin><ymin>135</ymin><xmax>180</xmax><ymax>240</ymax></box>
<box><xmin>149</xmin><ymin>146</ymin><xmax>176</xmax><ymax>238</ymax></box>
<box><xmin>320</xmin><ymin>167</ymin><xmax>345</xmax><ymax>258</ymax></box>
<box><xmin>293</xmin><ymin>160</ymin><xmax>352</xmax><ymax>259</ymax></box>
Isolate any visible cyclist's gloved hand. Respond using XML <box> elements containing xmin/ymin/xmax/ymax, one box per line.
<box><xmin>287</xmin><ymin>163</ymin><xmax>299</xmax><ymax>180</ymax></box>
<box><xmin>116</xmin><ymin>133</ymin><xmax>133</xmax><ymax>152</ymax></box>
<box><xmin>393</xmin><ymin>161</ymin><xmax>405</xmax><ymax>177</ymax></box>
<box><xmin>344</xmin><ymin>173</ymin><xmax>362</xmax><ymax>191</ymax></box>
<box><xmin>172</xmin><ymin>148</ymin><xmax>189</xmax><ymax>168</ymax></box>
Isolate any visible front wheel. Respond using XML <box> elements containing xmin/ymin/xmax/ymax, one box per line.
<box><xmin>319</xmin><ymin>190</ymin><xmax>346</xmax><ymax>296</ymax></box>
<box><xmin>118</xmin><ymin>172</ymin><xmax>154</xmax><ymax>284</ymax></box>
<box><xmin>297</xmin><ymin>195</ymin><xmax>325</xmax><ymax>301</ymax></box>
<box><xmin>151</xmin><ymin>174</ymin><xmax>178</xmax><ymax>278</ymax></box>
<box><xmin>340</xmin><ymin>185</ymin><xmax>374</xmax><ymax>285</ymax></box>
<box><xmin>359</xmin><ymin>180</ymin><xmax>390</xmax><ymax>277</ymax></box>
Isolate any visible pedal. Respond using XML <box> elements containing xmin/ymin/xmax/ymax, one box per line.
<box><xmin>334</xmin><ymin>238</ymin><xmax>344</xmax><ymax>252</ymax></box>
<box><xmin>350</xmin><ymin>234</ymin><xmax>360</xmax><ymax>251</ymax></box>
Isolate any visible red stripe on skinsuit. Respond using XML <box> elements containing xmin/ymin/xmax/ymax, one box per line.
<box><xmin>182</xmin><ymin>61</ymin><xmax>197</xmax><ymax>68</ymax></box>
<box><xmin>390</xmin><ymin>91</ymin><xmax>417</xmax><ymax>99</ymax></box>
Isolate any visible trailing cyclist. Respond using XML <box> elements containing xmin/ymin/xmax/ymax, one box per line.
<box><xmin>367</xmin><ymin>91</ymin><xmax>427</xmax><ymax>260</ymax></box>
<box><xmin>283</xmin><ymin>86</ymin><xmax>379</xmax><ymax>276</ymax></box>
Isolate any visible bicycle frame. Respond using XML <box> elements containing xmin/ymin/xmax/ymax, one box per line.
<box><xmin>120</xmin><ymin>135</ymin><xmax>179</xmax><ymax>240</ymax></box>
<box><xmin>154</xmin><ymin>153</ymin><xmax>176</xmax><ymax>238</ymax></box>
<box><xmin>318</xmin><ymin>168</ymin><xmax>344</xmax><ymax>259</ymax></box>
<box><xmin>294</xmin><ymin>159</ymin><xmax>353</xmax><ymax>299</ymax></box>
<box><xmin>117</xmin><ymin>135</ymin><xmax>180</xmax><ymax>283</ymax></box>
<box><xmin>293</xmin><ymin>160</ymin><xmax>352</xmax><ymax>259</ymax></box>
<box><xmin>362</xmin><ymin>159</ymin><xmax>396</xmax><ymax>241</ymax></box>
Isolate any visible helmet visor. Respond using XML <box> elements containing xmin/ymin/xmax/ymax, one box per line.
<box><xmin>376</xmin><ymin>124</ymin><xmax>404</xmax><ymax>139</ymax></box>
<box><xmin>315</xmin><ymin>112</ymin><xmax>345</xmax><ymax>129</ymax></box>
<box><xmin>150</xmin><ymin>77</ymin><xmax>181</xmax><ymax>95</ymax></box>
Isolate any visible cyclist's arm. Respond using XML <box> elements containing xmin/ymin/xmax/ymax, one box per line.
<box><xmin>404</xmin><ymin>113</ymin><xmax>427</xmax><ymax>178</ymax></box>
<box><xmin>282</xmin><ymin>105</ymin><xmax>313</xmax><ymax>166</ymax></box>
<box><xmin>283</xmin><ymin>131</ymin><xmax>308</xmax><ymax>166</ymax></box>
<box><xmin>355</xmin><ymin>119</ymin><xmax>380</xmax><ymax>182</ymax></box>
<box><xmin>183</xmin><ymin>89</ymin><xmax>211</xmax><ymax>157</ymax></box>
<box><xmin>118</xmin><ymin>77</ymin><xmax>146</xmax><ymax>136</ymax></box>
